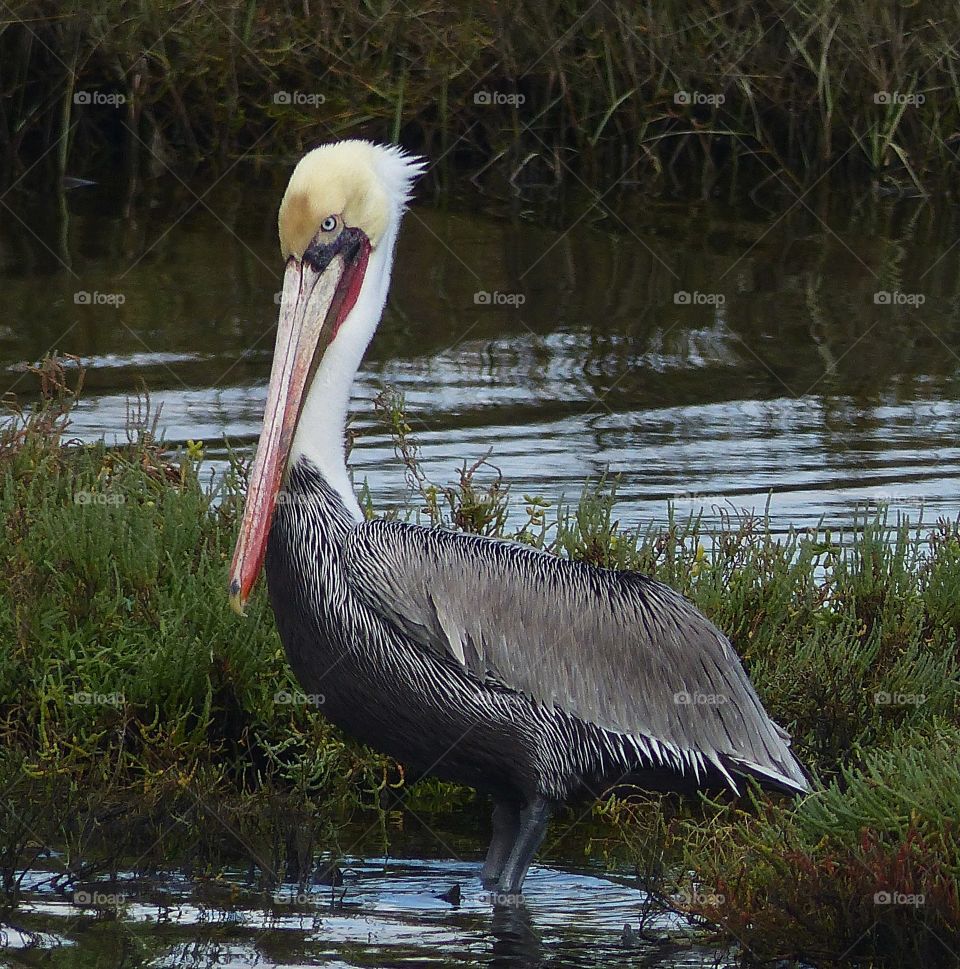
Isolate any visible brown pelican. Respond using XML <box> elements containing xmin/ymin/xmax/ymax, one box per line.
<box><xmin>229</xmin><ymin>140</ymin><xmax>809</xmax><ymax>896</ymax></box>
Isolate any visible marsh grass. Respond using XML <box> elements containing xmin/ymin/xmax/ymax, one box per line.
<box><xmin>1</xmin><ymin>360</ymin><xmax>958</xmax><ymax>963</ymax></box>
<box><xmin>2</xmin><ymin>1</ymin><xmax>958</xmax><ymax>195</ymax></box>
<box><xmin>0</xmin><ymin>358</ymin><xmax>395</xmax><ymax>898</ymax></box>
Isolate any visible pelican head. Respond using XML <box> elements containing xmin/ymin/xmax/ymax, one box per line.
<box><xmin>229</xmin><ymin>140</ymin><xmax>424</xmax><ymax>615</ymax></box>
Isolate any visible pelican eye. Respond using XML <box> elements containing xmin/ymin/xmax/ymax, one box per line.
<box><xmin>321</xmin><ymin>215</ymin><xmax>338</xmax><ymax>233</ymax></box>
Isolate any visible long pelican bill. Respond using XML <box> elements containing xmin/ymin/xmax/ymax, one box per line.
<box><xmin>229</xmin><ymin>229</ymin><xmax>370</xmax><ymax>615</ymax></box>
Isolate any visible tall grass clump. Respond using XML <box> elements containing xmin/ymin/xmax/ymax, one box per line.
<box><xmin>2</xmin><ymin>1</ymin><xmax>958</xmax><ymax>195</ymax></box>
<box><xmin>0</xmin><ymin>357</ymin><xmax>396</xmax><ymax>897</ymax></box>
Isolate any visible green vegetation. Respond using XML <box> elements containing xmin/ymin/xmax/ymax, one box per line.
<box><xmin>0</xmin><ymin>358</ymin><xmax>396</xmax><ymax>895</ymax></box>
<box><xmin>2</xmin><ymin>1</ymin><xmax>958</xmax><ymax>194</ymax></box>
<box><xmin>1</xmin><ymin>359</ymin><xmax>959</xmax><ymax>965</ymax></box>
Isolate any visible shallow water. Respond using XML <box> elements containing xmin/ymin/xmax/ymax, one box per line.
<box><xmin>4</xmin><ymin>852</ymin><xmax>727</xmax><ymax>968</ymax></box>
<box><xmin>2</xmin><ymin>170</ymin><xmax>959</xmax><ymax>536</ymax></box>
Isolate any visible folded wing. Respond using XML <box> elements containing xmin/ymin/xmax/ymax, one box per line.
<box><xmin>343</xmin><ymin>520</ymin><xmax>808</xmax><ymax>794</ymax></box>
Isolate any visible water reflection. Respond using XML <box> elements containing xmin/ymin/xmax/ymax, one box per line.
<box><xmin>489</xmin><ymin>905</ymin><xmax>542</xmax><ymax>968</ymax></box>
<box><xmin>6</xmin><ymin>855</ymin><xmax>730</xmax><ymax>968</ymax></box>
<box><xmin>1</xmin><ymin>169</ymin><xmax>959</xmax><ymax>535</ymax></box>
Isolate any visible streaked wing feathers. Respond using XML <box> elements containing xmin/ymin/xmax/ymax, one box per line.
<box><xmin>343</xmin><ymin>520</ymin><xmax>807</xmax><ymax>791</ymax></box>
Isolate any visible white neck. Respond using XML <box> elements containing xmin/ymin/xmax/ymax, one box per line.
<box><xmin>289</xmin><ymin>218</ymin><xmax>400</xmax><ymax>520</ymax></box>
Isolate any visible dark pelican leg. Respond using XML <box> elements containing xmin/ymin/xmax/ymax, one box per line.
<box><xmin>480</xmin><ymin>800</ymin><xmax>521</xmax><ymax>888</ymax></box>
<box><xmin>495</xmin><ymin>796</ymin><xmax>553</xmax><ymax>895</ymax></box>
